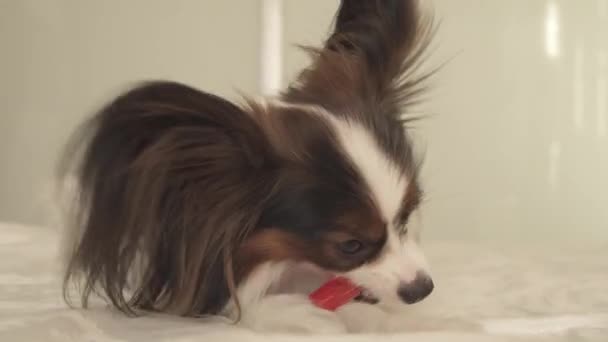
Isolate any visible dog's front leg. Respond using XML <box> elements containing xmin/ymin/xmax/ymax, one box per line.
<box><xmin>239</xmin><ymin>294</ymin><xmax>347</xmax><ymax>334</ymax></box>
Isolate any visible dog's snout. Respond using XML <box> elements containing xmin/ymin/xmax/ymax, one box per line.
<box><xmin>397</xmin><ymin>272</ymin><xmax>434</xmax><ymax>304</ymax></box>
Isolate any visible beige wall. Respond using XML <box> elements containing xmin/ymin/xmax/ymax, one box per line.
<box><xmin>418</xmin><ymin>0</ymin><xmax>607</xmax><ymax>242</ymax></box>
<box><xmin>0</xmin><ymin>0</ymin><xmax>261</xmax><ymax>224</ymax></box>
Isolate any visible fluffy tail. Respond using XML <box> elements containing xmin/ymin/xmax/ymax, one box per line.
<box><xmin>60</xmin><ymin>81</ymin><xmax>275</xmax><ymax>316</ymax></box>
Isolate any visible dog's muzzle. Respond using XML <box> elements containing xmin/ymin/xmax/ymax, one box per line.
<box><xmin>397</xmin><ymin>271</ymin><xmax>434</xmax><ymax>304</ymax></box>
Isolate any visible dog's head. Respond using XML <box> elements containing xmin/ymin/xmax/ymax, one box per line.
<box><xmin>62</xmin><ymin>0</ymin><xmax>435</xmax><ymax>317</ymax></box>
<box><xmin>236</xmin><ymin>0</ymin><xmax>435</xmax><ymax>309</ymax></box>
<box><xmin>239</xmin><ymin>101</ymin><xmax>434</xmax><ymax>309</ymax></box>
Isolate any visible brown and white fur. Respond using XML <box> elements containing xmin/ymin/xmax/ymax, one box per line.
<box><xmin>61</xmin><ymin>0</ymin><xmax>436</xmax><ymax>334</ymax></box>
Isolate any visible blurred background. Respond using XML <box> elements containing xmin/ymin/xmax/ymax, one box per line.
<box><xmin>1</xmin><ymin>0</ymin><xmax>607</xmax><ymax>243</ymax></box>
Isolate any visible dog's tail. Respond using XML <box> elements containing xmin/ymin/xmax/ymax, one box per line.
<box><xmin>60</xmin><ymin>81</ymin><xmax>276</xmax><ymax>316</ymax></box>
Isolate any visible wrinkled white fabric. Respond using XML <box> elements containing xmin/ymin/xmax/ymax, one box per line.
<box><xmin>1</xmin><ymin>222</ymin><xmax>606</xmax><ymax>341</ymax></box>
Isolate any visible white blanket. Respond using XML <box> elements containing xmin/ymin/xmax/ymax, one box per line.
<box><xmin>1</xmin><ymin>222</ymin><xmax>606</xmax><ymax>341</ymax></box>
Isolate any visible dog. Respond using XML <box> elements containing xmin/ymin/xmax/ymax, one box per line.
<box><xmin>61</xmin><ymin>0</ymin><xmax>436</xmax><ymax>333</ymax></box>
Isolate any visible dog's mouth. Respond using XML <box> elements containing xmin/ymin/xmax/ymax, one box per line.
<box><xmin>354</xmin><ymin>287</ymin><xmax>379</xmax><ymax>305</ymax></box>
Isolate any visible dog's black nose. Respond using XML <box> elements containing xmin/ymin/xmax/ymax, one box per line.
<box><xmin>397</xmin><ymin>272</ymin><xmax>434</xmax><ymax>304</ymax></box>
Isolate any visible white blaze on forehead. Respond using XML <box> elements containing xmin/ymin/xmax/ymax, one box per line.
<box><xmin>322</xmin><ymin>113</ymin><xmax>431</xmax><ymax>299</ymax></box>
<box><xmin>266</xmin><ymin>100</ymin><xmax>408</xmax><ymax>221</ymax></box>
<box><xmin>328</xmin><ymin>118</ymin><xmax>408</xmax><ymax>222</ymax></box>
<box><xmin>262</xmin><ymin>101</ymin><xmax>430</xmax><ymax>306</ymax></box>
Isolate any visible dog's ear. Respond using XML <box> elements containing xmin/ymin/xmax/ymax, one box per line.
<box><xmin>283</xmin><ymin>0</ymin><xmax>435</xmax><ymax>122</ymax></box>
<box><xmin>61</xmin><ymin>81</ymin><xmax>276</xmax><ymax>316</ymax></box>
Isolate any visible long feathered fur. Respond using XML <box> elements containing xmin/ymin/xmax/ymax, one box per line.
<box><xmin>61</xmin><ymin>82</ymin><xmax>278</xmax><ymax>316</ymax></box>
<box><xmin>283</xmin><ymin>0</ymin><xmax>436</xmax><ymax>172</ymax></box>
<box><xmin>61</xmin><ymin>0</ymin><xmax>435</xmax><ymax>318</ymax></box>
<box><xmin>284</xmin><ymin>0</ymin><xmax>435</xmax><ymax>118</ymax></box>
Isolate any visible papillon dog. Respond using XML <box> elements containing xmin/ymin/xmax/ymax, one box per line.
<box><xmin>61</xmin><ymin>0</ymin><xmax>436</xmax><ymax>333</ymax></box>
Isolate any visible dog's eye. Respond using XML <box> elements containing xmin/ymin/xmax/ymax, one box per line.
<box><xmin>338</xmin><ymin>239</ymin><xmax>363</xmax><ymax>254</ymax></box>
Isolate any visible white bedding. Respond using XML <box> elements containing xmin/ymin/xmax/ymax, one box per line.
<box><xmin>1</xmin><ymin>222</ymin><xmax>606</xmax><ymax>341</ymax></box>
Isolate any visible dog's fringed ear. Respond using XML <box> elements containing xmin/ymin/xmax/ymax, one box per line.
<box><xmin>283</xmin><ymin>0</ymin><xmax>435</xmax><ymax>122</ymax></box>
<box><xmin>61</xmin><ymin>81</ymin><xmax>276</xmax><ymax>316</ymax></box>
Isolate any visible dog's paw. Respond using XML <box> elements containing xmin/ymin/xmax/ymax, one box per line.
<box><xmin>335</xmin><ymin>301</ymin><xmax>388</xmax><ymax>333</ymax></box>
<box><xmin>240</xmin><ymin>294</ymin><xmax>346</xmax><ymax>334</ymax></box>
